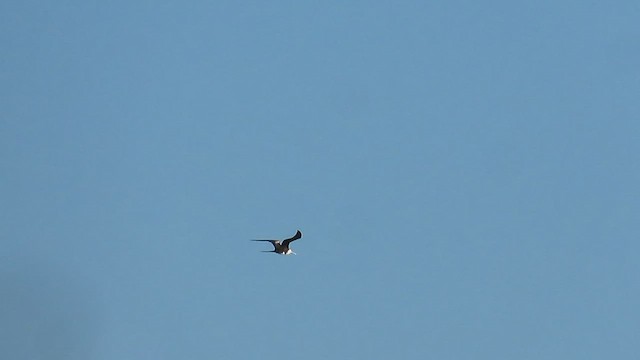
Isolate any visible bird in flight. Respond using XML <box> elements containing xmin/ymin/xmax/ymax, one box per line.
<box><xmin>252</xmin><ymin>230</ymin><xmax>303</xmax><ymax>255</ymax></box>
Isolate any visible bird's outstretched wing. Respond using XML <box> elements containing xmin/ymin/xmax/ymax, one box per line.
<box><xmin>251</xmin><ymin>239</ymin><xmax>279</xmax><ymax>250</ymax></box>
<box><xmin>282</xmin><ymin>230</ymin><xmax>302</xmax><ymax>247</ymax></box>
<box><xmin>251</xmin><ymin>239</ymin><xmax>277</xmax><ymax>243</ymax></box>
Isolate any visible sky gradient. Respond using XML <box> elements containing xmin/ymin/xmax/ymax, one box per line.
<box><xmin>2</xmin><ymin>1</ymin><xmax>639</xmax><ymax>359</ymax></box>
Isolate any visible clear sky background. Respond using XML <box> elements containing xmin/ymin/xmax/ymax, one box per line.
<box><xmin>1</xmin><ymin>1</ymin><xmax>639</xmax><ymax>359</ymax></box>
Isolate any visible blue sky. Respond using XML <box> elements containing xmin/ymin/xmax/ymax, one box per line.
<box><xmin>1</xmin><ymin>1</ymin><xmax>639</xmax><ymax>359</ymax></box>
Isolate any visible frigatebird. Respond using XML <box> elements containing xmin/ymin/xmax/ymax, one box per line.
<box><xmin>252</xmin><ymin>230</ymin><xmax>302</xmax><ymax>255</ymax></box>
